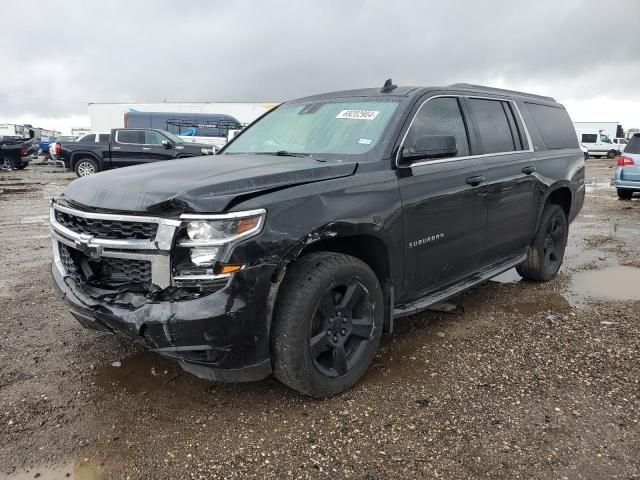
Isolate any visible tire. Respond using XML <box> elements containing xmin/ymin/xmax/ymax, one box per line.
<box><xmin>74</xmin><ymin>158</ymin><xmax>99</xmax><ymax>177</ymax></box>
<box><xmin>617</xmin><ymin>189</ymin><xmax>633</xmax><ymax>200</ymax></box>
<box><xmin>607</xmin><ymin>150</ymin><xmax>617</xmax><ymax>159</ymax></box>
<box><xmin>15</xmin><ymin>164</ymin><xmax>27</xmax><ymax>170</ymax></box>
<box><xmin>516</xmin><ymin>204</ymin><xmax>568</xmax><ymax>282</ymax></box>
<box><xmin>271</xmin><ymin>252</ymin><xmax>384</xmax><ymax>398</ymax></box>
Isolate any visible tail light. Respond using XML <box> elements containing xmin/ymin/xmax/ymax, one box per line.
<box><xmin>19</xmin><ymin>146</ymin><xmax>28</xmax><ymax>156</ymax></box>
<box><xmin>54</xmin><ymin>143</ymin><xmax>61</xmax><ymax>156</ymax></box>
<box><xmin>617</xmin><ymin>156</ymin><xmax>635</xmax><ymax>166</ymax></box>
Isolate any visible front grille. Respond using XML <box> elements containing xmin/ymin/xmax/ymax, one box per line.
<box><xmin>55</xmin><ymin>210</ymin><xmax>158</xmax><ymax>240</ymax></box>
<box><xmin>59</xmin><ymin>244</ymin><xmax>152</xmax><ymax>287</ymax></box>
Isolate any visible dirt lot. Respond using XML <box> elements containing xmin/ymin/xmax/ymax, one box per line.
<box><xmin>1</xmin><ymin>158</ymin><xmax>639</xmax><ymax>479</ymax></box>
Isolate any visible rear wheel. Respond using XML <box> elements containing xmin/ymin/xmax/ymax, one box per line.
<box><xmin>75</xmin><ymin>158</ymin><xmax>99</xmax><ymax>177</ymax></box>
<box><xmin>271</xmin><ymin>252</ymin><xmax>383</xmax><ymax>397</ymax></box>
<box><xmin>617</xmin><ymin>189</ymin><xmax>633</xmax><ymax>200</ymax></box>
<box><xmin>607</xmin><ymin>150</ymin><xmax>617</xmax><ymax>159</ymax></box>
<box><xmin>516</xmin><ymin>204</ymin><xmax>568</xmax><ymax>282</ymax></box>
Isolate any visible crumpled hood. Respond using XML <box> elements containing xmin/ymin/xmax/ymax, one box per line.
<box><xmin>61</xmin><ymin>154</ymin><xmax>358</xmax><ymax>214</ymax></box>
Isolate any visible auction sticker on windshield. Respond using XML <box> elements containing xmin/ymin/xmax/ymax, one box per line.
<box><xmin>336</xmin><ymin>110</ymin><xmax>380</xmax><ymax>120</ymax></box>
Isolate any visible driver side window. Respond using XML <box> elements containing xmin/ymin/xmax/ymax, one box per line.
<box><xmin>405</xmin><ymin>97</ymin><xmax>470</xmax><ymax>157</ymax></box>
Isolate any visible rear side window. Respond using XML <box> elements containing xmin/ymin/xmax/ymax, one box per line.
<box><xmin>404</xmin><ymin>97</ymin><xmax>470</xmax><ymax>157</ymax></box>
<box><xmin>467</xmin><ymin>99</ymin><xmax>520</xmax><ymax>154</ymax></box>
<box><xmin>581</xmin><ymin>133</ymin><xmax>597</xmax><ymax>143</ymax></box>
<box><xmin>116</xmin><ymin>130</ymin><xmax>145</xmax><ymax>144</ymax></box>
<box><xmin>625</xmin><ymin>134</ymin><xmax>640</xmax><ymax>154</ymax></box>
<box><xmin>525</xmin><ymin>103</ymin><xmax>579</xmax><ymax>150</ymax></box>
<box><xmin>98</xmin><ymin>134</ymin><xmax>110</xmax><ymax>142</ymax></box>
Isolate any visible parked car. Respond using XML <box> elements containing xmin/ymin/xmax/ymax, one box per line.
<box><xmin>577</xmin><ymin>131</ymin><xmax>618</xmax><ymax>158</ymax></box>
<box><xmin>612</xmin><ymin>137</ymin><xmax>628</xmax><ymax>153</ymax></box>
<box><xmin>49</xmin><ymin>135</ymin><xmax>81</xmax><ymax>164</ymax></box>
<box><xmin>614</xmin><ymin>133</ymin><xmax>640</xmax><ymax>199</ymax></box>
<box><xmin>0</xmin><ymin>136</ymin><xmax>34</xmax><ymax>169</ymax></box>
<box><xmin>50</xmin><ymin>81</ymin><xmax>584</xmax><ymax>397</ymax></box>
<box><xmin>57</xmin><ymin>128</ymin><xmax>214</xmax><ymax>177</ymax></box>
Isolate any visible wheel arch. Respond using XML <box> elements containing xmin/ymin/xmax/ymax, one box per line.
<box><xmin>70</xmin><ymin>151</ymin><xmax>101</xmax><ymax>170</ymax></box>
<box><xmin>288</xmin><ymin>233</ymin><xmax>395</xmax><ymax>332</ymax></box>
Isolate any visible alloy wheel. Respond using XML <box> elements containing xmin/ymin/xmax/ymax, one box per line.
<box><xmin>309</xmin><ymin>279</ymin><xmax>374</xmax><ymax>378</ymax></box>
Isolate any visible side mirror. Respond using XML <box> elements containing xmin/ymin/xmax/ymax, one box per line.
<box><xmin>399</xmin><ymin>135</ymin><xmax>457</xmax><ymax>165</ymax></box>
<box><xmin>161</xmin><ymin>139</ymin><xmax>172</xmax><ymax>149</ymax></box>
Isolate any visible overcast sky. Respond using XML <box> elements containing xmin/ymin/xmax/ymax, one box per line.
<box><xmin>2</xmin><ymin>0</ymin><xmax>640</xmax><ymax>134</ymax></box>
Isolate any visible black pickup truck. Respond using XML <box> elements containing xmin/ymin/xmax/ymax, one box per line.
<box><xmin>50</xmin><ymin>81</ymin><xmax>585</xmax><ymax>397</ymax></box>
<box><xmin>0</xmin><ymin>136</ymin><xmax>37</xmax><ymax>170</ymax></box>
<box><xmin>57</xmin><ymin>128</ymin><xmax>214</xmax><ymax>177</ymax></box>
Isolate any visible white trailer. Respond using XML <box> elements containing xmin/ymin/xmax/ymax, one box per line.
<box><xmin>574</xmin><ymin>122</ymin><xmax>620</xmax><ymax>158</ymax></box>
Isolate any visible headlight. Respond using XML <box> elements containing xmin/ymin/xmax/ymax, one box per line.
<box><xmin>174</xmin><ymin>209</ymin><xmax>266</xmax><ymax>272</ymax></box>
<box><xmin>184</xmin><ymin>213</ymin><xmax>264</xmax><ymax>244</ymax></box>
<box><xmin>200</xmin><ymin>147</ymin><xmax>214</xmax><ymax>155</ymax></box>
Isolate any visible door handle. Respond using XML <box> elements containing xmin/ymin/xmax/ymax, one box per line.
<box><xmin>466</xmin><ymin>175</ymin><xmax>485</xmax><ymax>186</ymax></box>
<box><xmin>522</xmin><ymin>166</ymin><xmax>536</xmax><ymax>175</ymax></box>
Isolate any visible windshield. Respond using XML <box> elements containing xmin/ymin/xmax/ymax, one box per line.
<box><xmin>223</xmin><ymin>99</ymin><xmax>400</xmax><ymax>157</ymax></box>
<box><xmin>161</xmin><ymin>130</ymin><xmax>184</xmax><ymax>144</ymax></box>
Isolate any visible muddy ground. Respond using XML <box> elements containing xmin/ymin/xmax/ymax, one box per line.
<box><xmin>0</xmin><ymin>158</ymin><xmax>639</xmax><ymax>479</ymax></box>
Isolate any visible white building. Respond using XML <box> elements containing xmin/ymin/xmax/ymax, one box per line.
<box><xmin>88</xmin><ymin>102</ymin><xmax>279</xmax><ymax>132</ymax></box>
<box><xmin>573</xmin><ymin>122</ymin><xmax>620</xmax><ymax>140</ymax></box>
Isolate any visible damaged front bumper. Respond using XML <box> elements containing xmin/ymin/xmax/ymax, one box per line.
<box><xmin>50</xmin><ymin>200</ymin><xmax>277</xmax><ymax>382</ymax></box>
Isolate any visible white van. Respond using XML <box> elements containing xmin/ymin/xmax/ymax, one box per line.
<box><xmin>576</xmin><ymin>131</ymin><xmax>618</xmax><ymax>158</ymax></box>
<box><xmin>612</xmin><ymin>137</ymin><xmax>628</xmax><ymax>152</ymax></box>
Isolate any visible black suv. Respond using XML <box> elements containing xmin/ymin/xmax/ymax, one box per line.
<box><xmin>50</xmin><ymin>82</ymin><xmax>584</xmax><ymax>397</ymax></box>
<box><xmin>57</xmin><ymin>128</ymin><xmax>214</xmax><ymax>177</ymax></box>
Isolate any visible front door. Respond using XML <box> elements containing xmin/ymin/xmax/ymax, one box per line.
<box><xmin>143</xmin><ymin>130</ymin><xmax>176</xmax><ymax>162</ymax></box>
<box><xmin>398</xmin><ymin>96</ymin><xmax>487</xmax><ymax>302</ymax></box>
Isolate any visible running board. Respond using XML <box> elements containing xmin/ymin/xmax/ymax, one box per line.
<box><xmin>393</xmin><ymin>252</ymin><xmax>527</xmax><ymax>319</ymax></box>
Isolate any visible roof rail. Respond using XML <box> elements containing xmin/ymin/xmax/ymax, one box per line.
<box><xmin>449</xmin><ymin>83</ymin><xmax>556</xmax><ymax>102</ymax></box>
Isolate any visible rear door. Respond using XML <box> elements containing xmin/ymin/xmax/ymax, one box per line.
<box><xmin>110</xmin><ymin>130</ymin><xmax>147</xmax><ymax>168</ymax></box>
<box><xmin>466</xmin><ymin>97</ymin><xmax>539</xmax><ymax>264</ymax></box>
<box><xmin>398</xmin><ymin>95</ymin><xmax>487</xmax><ymax>301</ymax></box>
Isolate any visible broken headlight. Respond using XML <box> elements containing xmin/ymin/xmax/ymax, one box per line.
<box><xmin>174</xmin><ymin>209</ymin><xmax>266</xmax><ymax>276</ymax></box>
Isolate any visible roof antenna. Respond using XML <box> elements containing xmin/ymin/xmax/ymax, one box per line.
<box><xmin>380</xmin><ymin>78</ymin><xmax>397</xmax><ymax>93</ymax></box>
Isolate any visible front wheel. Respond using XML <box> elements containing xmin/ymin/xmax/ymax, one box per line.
<box><xmin>271</xmin><ymin>252</ymin><xmax>384</xmax><ymax>397</ymax></box>
<box><xmin>75</xmin><ymin>158</ymin><xmax>99</xmax><ymax>177</ymax></box>
<box><xmin>516</xmin><ymin>204</ymin><xmax>568</xmax><ymax>282</ymax></box>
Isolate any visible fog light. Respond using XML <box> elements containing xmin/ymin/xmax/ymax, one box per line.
<box><xmin>189</xmin><ymin>247</ymin><xmax>219</xmax><ymax>266</ymax></box>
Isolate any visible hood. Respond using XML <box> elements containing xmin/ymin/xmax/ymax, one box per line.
<box><xmin>61</xmin><ymin>154</ymin><xmax>358</xmax><ymax>214</ymax></box>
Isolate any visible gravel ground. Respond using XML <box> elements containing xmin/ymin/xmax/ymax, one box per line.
<box><xmin>0</xmin><ymin>158</ymin><xmax>639</xmax><ymax>479</ymax></box>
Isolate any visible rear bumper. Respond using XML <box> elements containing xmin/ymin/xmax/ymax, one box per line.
<box><xmin>51</xmin><ymin>259</ymin><xmax>277</xmax><ymax>382</ymax></box>
<box><xmin>614</xmin><ymin>180</ymin><xmax>640</xmax><ymax>191</ymax></box>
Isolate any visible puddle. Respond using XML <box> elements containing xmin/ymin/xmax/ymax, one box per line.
<box><xmin>612</xmin><ymin>223</ymin><xmax>640</xmax><ymax>240</ymax></box>
<box><xmin>504</xmin><ymin>293</ymin><xmax>571</xmax><ymax>314</ymax></box>
<box><xmin>0</xmin><ymin>187</ymin><xmax>40</xmax><ymax>195</ymax></box>
<box><xmin>585</xmin><ymin>181</ymin><xmax>612</xmax><ymax>192</ymax></box>
<box><xmin>6</xmin><ymin>459</ymin><xmax>105</xmax><ymax>479</ymax></box>
<box><xmin>19</xmin><ymin>214</ymin><xmax>50</xmax><ymax>224</ymax></box>
<box><xmin>570</xmin><ymin>265</ymin><xmax>640</xmax><ymax>303</ymax></box>
<box><xmin>95</xmin><ymin>351</ymin><xmax>179</xmax><ymax>392</ymax></box>
<box><xmin>490</xmin><ymin>268</ymin><xmax>522</xmax><ymax>284</ymax></box>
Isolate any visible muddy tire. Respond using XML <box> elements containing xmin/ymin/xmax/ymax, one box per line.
<box><xmin>516</xmin><ymin>204</ymin><xmax>568</xmax><ymax>282</ymax></box>
<box><xmin>271</xmin><ymin>252</ymin><xmax>383</xmax><ymax>398</ymax></box>
<box><xmin>607</xmin><ymin>150</ymin><xmax>617</xmax><ymax>159</ymax></box>
<box><xmin>617</xmin><ymin>189</ymin><xmax>633</xmax><ymax>200</ymax></box>
<box><xmin>74</xmin><ymin>158</ymin><xmax>99</xmax><ymax>177</ymax></box>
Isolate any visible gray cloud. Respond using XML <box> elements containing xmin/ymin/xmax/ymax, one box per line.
<box><xmin>2</xmin><ymin>0</ymin><xmax>640</xmax><ymax>122</ymax></box>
